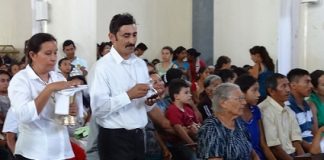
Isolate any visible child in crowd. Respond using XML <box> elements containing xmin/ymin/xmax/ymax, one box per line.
<box><xmin>58</xmin><ymin>57</ymin><xmax>72</xmax><ymax>79</ymax></box>
<box><xmin>165</xmin><ymin>79</ymin><xmax>200</xmax><ymax>160</ymax></box>
<box><xmin>235</xmin><ymin>74</ymin><xmax>276</xmax><ymax>160</ymax></box>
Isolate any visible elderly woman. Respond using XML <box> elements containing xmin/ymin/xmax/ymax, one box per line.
<box><xmin>197</xmin><ymin>83</ymin><xmax>259</xmax><ymax>160</ymax></box>
<box><xmin>197</xmin><ymin>75</ymin><xmax>222</xmax><ymax>120</ymax></box>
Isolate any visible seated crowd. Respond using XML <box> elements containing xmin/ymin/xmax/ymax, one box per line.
<box><xmin>1</xmin><ymin>40</ymin><xmax>324</xmax><ymax>160</ymax></box>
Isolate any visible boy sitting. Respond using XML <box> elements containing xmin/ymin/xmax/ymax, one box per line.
<box><xmin>165</xmin><ymin>79</ymin><xmax>201</xmax><ymax>160</ymax></box>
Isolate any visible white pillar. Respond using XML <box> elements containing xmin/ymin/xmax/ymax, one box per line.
<box><xmin>277</xmin><ymin>0</ymin><xmax>300</xmax><ymax>75</ymax></box>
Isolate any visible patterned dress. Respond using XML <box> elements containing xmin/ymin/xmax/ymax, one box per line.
<box><xmin>197</xmin><ymin>116</ymin><xmax>253</xmax><ymax>160</ymax></box>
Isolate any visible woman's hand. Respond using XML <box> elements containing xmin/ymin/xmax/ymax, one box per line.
<box><xmin>47</xmin><ymin>80</ymin><xmax>82</xmax><ymax>92</ymax></box>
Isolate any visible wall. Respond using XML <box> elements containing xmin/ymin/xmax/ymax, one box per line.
<box><xmin>213</xmin><ymin>0</ymin><xmax>280</xmax><ymax>67</ymax></box>
<box><xmin>96</xmin><ymin>0</ymin><xmax>192</xmax><ymax>62</ymax></box>
<box><xmin>0</xmin><ymin>0</ymin><xmax>32</xmax><ymax>60</ymax></box>
<box><xmin>305</xmin><ymin>1</ymin><xmax>324</xmax><ymax>72</ymax></box>
<box><xmin>47</xmin><ymin>0</ymin><xmax>97</xmax><ymax>69</ymax></box>
<box><xmin>2</xmin><ymin>0</ymin><xmax>324</xmax><ymax>71</ymax></box>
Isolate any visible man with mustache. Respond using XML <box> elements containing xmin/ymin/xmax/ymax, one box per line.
<box><xmin>89</xmin><ymin>13</ymin><xmax>156</xmax><ymax>160</ymax></box>
<box><xmin>259</xmin><ymin>73</ymin><xmax>304</xmax><ymax>159</ymax></box>
<box><xmin>287</xmin><ymin>68</ymin><xmax>315</xmax><ymax>152</ymax></box>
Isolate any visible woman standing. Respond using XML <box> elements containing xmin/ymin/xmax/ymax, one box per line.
<box><xmin>155</xmin><ymin>46</ymin><xmax>176</xmax><ymax>76</ymax></box>
<box><xmin>172</xmin><ymin>46</ymin><xmax>190</xmax><ymax>80</ymax></box>
<box><xmin>197</xmin><ymin>83</ymin><xmax>259</xmax><ymax>160</ymax></box>
<box><xmin>249</xmin><ymin>46</ymin><xmax>274</xmax><ymax>102</ymax></box>
<box><xmin>8</xmin><ymin>33</ymin><xmax>81</xmax><ymax>159</ymax></box>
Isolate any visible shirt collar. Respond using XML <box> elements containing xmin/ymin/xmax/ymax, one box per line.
<box><xmin>26</xmin><ymin>64</ymin><xmax>58</xmax><ymax>82</ymax></box>
<box><xmin>288</xmin><ymin>94</ymin><xmax>310</xmax><ymax>111</ymax></box>
<box><xmin>110</xmin><ymin>46</ymin><xmax>138</xmax><ymax>65</ymax></box>
<box><xmin>266</xmin><ymin>96</ymin><xmax>287</xmax><ymax>112</ymax></box>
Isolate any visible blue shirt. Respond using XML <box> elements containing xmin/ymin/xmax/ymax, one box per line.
<box><xmin>242</xmin><ymin>106</ymin><xmax>266</xmax><ymax>160</ymax></box>
<box><xmin>197</xmin><ymin>116</ymin><xmax>253</xmax><ymax>160</ymax></box>
<box><xmin>258</xmin><ymin>70</ymin><xmax>273</xmax><ymax>102</ymax></box>
<box><xmin>287</xmin><ymin>95</ymin><xmax>313</xmax><ymax>143</ymax></box>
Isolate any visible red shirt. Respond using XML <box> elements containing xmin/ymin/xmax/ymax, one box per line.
<box><xmin>166</xmin><ymin>103</ymin><xmax>198</xmax><ymax>127</ymax></box>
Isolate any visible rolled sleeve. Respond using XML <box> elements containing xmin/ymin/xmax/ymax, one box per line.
<box><xmin>8</xmin><ymin>78</ymin><xmax>40</xmax><ymax>123</ymax></box>
<box><xmin>90</xmin><ymin>66</ymin><xmax>132</xmax><ymax>119</ymax></box>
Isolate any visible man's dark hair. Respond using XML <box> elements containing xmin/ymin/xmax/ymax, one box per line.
<box><xmin>234</xmin><ymin>74</ymin><xmax>257</xmax><ymax>93</ymax></box>
<box><xmin>310</xmin><ymin>70</ymin><xmax>324</xmax><ymax>88</ymax></box>
<box><xmin>63</xmin><ymin>40</ymin><xmax>75</xmax><ymax>49</ymax></box>
<box><xmin>265</xmin><ymin>73</ymin><xmax>286</xmax><ymax>95</ymax></box>
<box><xmin>168</xmin><ymin>79</ymin><xmax>189</xmax><ymax>101</ymax></box>
<box><xmin>287</xmin><ymin>68</ymin><xmax>309</xmax><ymax>83</ymax></box>
<box><xmin>109</xmin><ymin>13</ymin><xmax>136</xmax><ymax>35</ymax></box>
<box><xmin>135</xmin><ymin>43</ymin><xmax>147</xmax><ymax>51</ymax></box>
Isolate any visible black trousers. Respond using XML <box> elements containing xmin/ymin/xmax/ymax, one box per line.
<box><xmin>14</xmin><ymin>155</ymin><xmax>32</xmax><ymax>160</ymax></box>
<box><xmin>98</xmin><ymin>127</ymin><xmax>145</xmax><ymax>160</ymax></box>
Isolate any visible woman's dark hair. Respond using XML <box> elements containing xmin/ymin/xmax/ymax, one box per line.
<box><xmin>162</xmin><ymin>46</ymin><xmax>173</xmax><ymax>54</ymax></box>
<box><xmin>151</xmin><ymin>59</ymin><xmax>160</xmax><ymax>66</ymax></box>
<box><xmin>249</xmin><ymin>46</ymin><xmax>275</xmax><ymax>72</ymax></box>
<box><xmin>214</xmin><ymin>69</ymin><xmax>235</xmax><ymax>83</ymax></box>
<box><xmin>98</xmin><ymin>42</ymin><xmax>112</xmax><ymax>56</ymax></box>
<box><xmin>233</xmin><ymin>67</ymin><xmax>248</xmax><ymax>77</ymax></box>
<box><xmin>310</xmin><ymin>70</ymin><xmax>324</xmax><ymax>89</ymax></box>
<box><xmin>234</xmin><ymin>74</ymin><xmax>257</xmax><ymax>93</ymax></box>
<box><xmin>27</xmin><ymin>33</ymin><xmax>57</xmax><ymax>64</ymax></box>
<box><xmin>196</xmin><ymin>66</ymin><xmax>207</xmax><ymax>80</ymax></box>
<box><xmin>109</xmin><ymin>13</ymin><xmax>136</xmax><ymax>35</ymax></box>
<box><xmin>215</xmin><ymin>56</ymin><xmax>231</xmax><ymax>70</ymax></box>
<box><xmin>172</xmin><ymin>46</ymin><xmax>186</xmax><ymax>61</ymax></box>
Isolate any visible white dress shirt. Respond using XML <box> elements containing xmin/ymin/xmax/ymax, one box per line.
<box><xmin>90</xmin><ymin>47</ymin><xmax>151</xmax><ymax>130</ymax></box>
<box><xmin>2</xmin><ymin>108</ymin><xmax>18</xmax><ymax>133</ymax></box>
<box><xmin>8</xmin><ymin>65</ymin><xmax>74</xmax><ymax>160</ymax></box>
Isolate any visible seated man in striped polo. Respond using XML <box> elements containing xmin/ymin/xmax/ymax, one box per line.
<box><xmin>287</xmin><ymin>68</ymin><xmax>315</xmax><ymax>152</ymax></box>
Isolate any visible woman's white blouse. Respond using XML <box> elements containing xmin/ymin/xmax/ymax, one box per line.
<box><xmin>8</xmin><ymin>65</ymin><xmax>74</xmax><ymax>159</ymax></box>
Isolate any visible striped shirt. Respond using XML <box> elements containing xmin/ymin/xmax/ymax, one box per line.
<box><xmin>287</xmin><ymin>95</ymin><xmax>313</xmax><ymax>143</ymax></box>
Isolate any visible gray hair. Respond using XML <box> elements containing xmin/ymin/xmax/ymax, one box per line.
<box><xmin>203</xmin><ymin>75</ymin><xmax>221</xmax><ymax>88</ymax></box>
<box><xmin>211</xmin><ymin>83</ymin><xmax>240</xmax><ymax>112</ymax></box>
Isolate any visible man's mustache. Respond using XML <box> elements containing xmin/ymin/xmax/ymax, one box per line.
<box><xmin>126</xmin><ymin>44</ymin><xmax>135</xmax><ymax>48</ymax></box>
